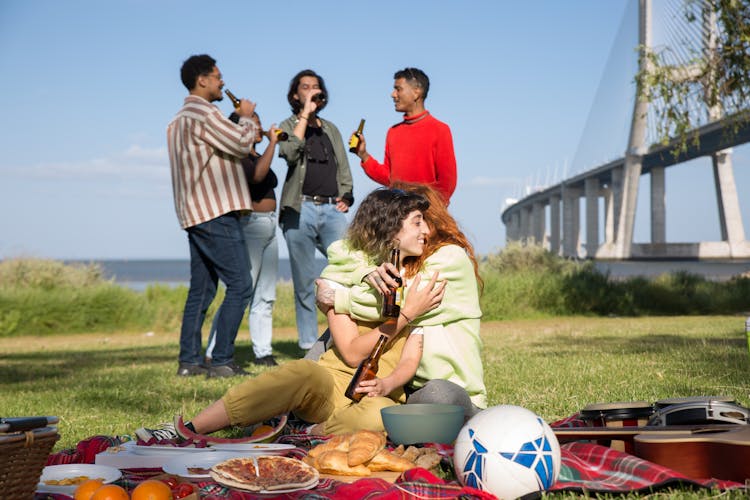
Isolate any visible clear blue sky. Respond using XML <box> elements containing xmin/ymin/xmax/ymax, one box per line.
<box><xmin>1</xmin><ymin>0</ymin><xmax>746</xmax><ymax>260</ymax></box>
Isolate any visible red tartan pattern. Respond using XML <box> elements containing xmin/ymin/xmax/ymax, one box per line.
<box><xmin>37</xmin><ymin>415</ymin><xmax>747</xmax><ymax>499</ymax></box>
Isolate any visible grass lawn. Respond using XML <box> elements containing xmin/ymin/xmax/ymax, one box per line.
<box><xmin>2</xmin><ymin>315</ymin><xmax>749</xmax><ymax>498</ymax></box>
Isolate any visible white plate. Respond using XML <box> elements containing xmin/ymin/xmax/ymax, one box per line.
<box><xmin>256</xmin><ymin>481</ymin><xmax>319</xmax><ymax>494</ymax></box>
<box><xmin>213</xmin><ymin>476</ymin><xmax>319</xmax><ymax>494</ymax></box>
<box><xmin>132</xmin><ymin>443</ymin><xmax>215</xmax><ymax>455</ymax></box>
<box><xmin>209</xmin><ymin>443</ymin><xmax>295</xmax><ymax>454</ymax></box>
<box><xmin>37</xmin><ymin>464</ymin><xmax>121</xmax><ymax>495</ymax></box>
<box><xmin>162</xmin><ymin>451</ymin><xmax>245</xmax><ymax>479</ymax></box>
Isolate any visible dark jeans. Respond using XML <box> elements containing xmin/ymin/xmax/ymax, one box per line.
<box><xmin>179</xmin><ymin>213</ymin><xmax>252</xmax><ymax>366</ymax></box>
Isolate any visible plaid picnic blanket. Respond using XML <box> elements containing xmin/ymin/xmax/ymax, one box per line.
<box><xmin>38</xmin><ymin>415</ymin><xmax>746</xmax><ymax>499</ymax></box>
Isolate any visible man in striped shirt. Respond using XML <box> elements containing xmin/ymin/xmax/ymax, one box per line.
<box><xmin>168</xmin><ymin>54</ymin><xmax>259</xmax><ymax>378</ymax></box>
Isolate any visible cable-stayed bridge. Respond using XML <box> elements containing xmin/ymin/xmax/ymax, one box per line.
<box><xmin>501</xmin><ymin>0</ymin><xmax>750</xmax><ymax>260</ymax></box>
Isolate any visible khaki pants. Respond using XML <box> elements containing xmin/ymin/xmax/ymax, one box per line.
<box><xmin>222</xmin><ymin>359</ymin><xmax>398</xmax><ymax>434</ymax></box>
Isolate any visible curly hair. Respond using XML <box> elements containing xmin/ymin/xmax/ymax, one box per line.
<box><xmin>346</xmin><ymin>188</ymin><xmax>429</xmax><ymax>266</ymax></box>
<box><xmin>392</xmin><ymin>181</ymin><xmax>482</xmax><ymax>289</ymax></box>
<box><xmin>180</xmin><ymin>54</ymin><xmax>216</xmax><ymax>91</ymax></box>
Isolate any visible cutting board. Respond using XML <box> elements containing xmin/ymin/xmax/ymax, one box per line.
<box><xmin>320</xmin><ymin>470</ymin><xmax>401</xmax><ymax>483</ymax></box>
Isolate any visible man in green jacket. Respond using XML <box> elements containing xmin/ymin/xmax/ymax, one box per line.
<box><xmin>277</xmin><ymin>69</ymin><xmax>354</xmax><ymax>353</ymax></box>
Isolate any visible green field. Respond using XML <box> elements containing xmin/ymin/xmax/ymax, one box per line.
<box><xmin>2</xmin><ymin>256</ymin><xmax>750</xmax><ymax>498</ymax></box>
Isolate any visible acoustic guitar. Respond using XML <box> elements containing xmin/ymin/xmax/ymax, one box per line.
<box><xmin>553</xmin><ymin>425</ymin><xmax>750</xmax><ymax>482</ymax></box>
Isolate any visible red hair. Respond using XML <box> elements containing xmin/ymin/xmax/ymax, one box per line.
<box><xmin>392</xmin><ymin>181</ymin><xmax>482</xmax><ymax>290</ymax></box>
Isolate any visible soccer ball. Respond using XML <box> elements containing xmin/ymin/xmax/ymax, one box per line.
<box><xmin>453</xmin><ymin>405</ymin><xmax>561</xmax><ymax>499</ymax></box>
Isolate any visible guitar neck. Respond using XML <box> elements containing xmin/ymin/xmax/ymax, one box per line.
<box><xmin>553</xmin><ymin>424</ymin><xmax>743</xmax><ymax>442</ymax></box>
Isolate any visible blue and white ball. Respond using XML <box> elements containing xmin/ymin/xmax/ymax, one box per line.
<box><xmin>453</xmin><ymin>405</ymin><xmax>561</xmax><ymax>499</ymax></box>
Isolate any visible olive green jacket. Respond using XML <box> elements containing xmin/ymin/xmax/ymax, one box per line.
<box><xmin>277</xmin><ymin>115</ymin><xmax>354</xmax><ymax>219</ymax></box>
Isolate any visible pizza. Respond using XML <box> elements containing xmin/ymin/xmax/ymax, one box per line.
<box><xmin>210</xmin><ymin>456</ymin><xmax>319</xmax><ymax>492</ymax></box>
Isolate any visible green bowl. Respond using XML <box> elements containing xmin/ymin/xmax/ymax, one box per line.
<box><xmin>380</xmin><ymin>404</ymin><xmax>465</xmax><ymax>445</ymax></box>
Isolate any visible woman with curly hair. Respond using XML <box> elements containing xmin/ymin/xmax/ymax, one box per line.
<box><xmin>315</xmin><ymin>181</ymin><xmax>486</xmax><ymax>419</ymax></box>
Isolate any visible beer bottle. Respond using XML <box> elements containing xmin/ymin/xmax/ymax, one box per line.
<box><xmin>312</xmin><ymin>91</ymin><xmax>327</xmax><ymax>106</ymax></box>
<box><xmin>381</xmin><ymin>248</ymin><xmax>403</xmax><ymax>318</ymax></box>
<box><xmin>266</xmin><ymin>129</ymin><xmax>289</xmax><ymax>141</ymax></box>
<box><xmin>224</xmin><ymin>89</ymin><xmax>241</xmax><ymax>110</ymax></box>
<box><xmin>348</xmin><ymin>119</ymin><xmax>365</xmax><ymax>153</ymax></box>
<box><xmin>345</xmin><ymin>334</ymin><xmax>389</xmax><ymax>402</ymax></box>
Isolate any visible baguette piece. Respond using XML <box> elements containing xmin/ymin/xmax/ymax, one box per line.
<box><xmin>347</xmin><ymin>430</ymin><xmax>387</xmax><ymax>466</ymax></box>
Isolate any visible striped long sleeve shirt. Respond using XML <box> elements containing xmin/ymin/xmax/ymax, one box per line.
<box><xmin>167</xmin><ymin>95</ymin><xmax>259</xmax><ymax>229</ymax></box>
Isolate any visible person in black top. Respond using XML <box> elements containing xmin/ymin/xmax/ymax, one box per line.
<box><xmin>207</xmin><ymin>112</ymin><xmax>281</xmax><ymax>367</ymax></box>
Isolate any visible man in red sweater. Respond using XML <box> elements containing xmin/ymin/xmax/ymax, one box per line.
<box><xmin>352</xmin><ymin>67</ymin><xmax>457</xmax><ymax>204</ymax></box>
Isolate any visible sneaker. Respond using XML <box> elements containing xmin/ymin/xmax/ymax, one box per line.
<box><xmin>207</xmin><ymin>362</ymin><xmax>249</xmax><ymax>378</ymax></box>
<box><xmin>253</xmin><ymin>355</ymin><xmax>278</xmax><ymax>367</ymax></box>
<box><xmin>177</xmin><ymin>363</ymin><xmax>208</xmax><ymax>377</ymax></box>
<box><xmin>135</xmin><ymin>422</ymin><xmax>179</xmax><ymax>442</ymax></box>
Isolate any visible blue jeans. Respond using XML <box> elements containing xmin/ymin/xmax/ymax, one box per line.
<box><xmin>180</xmin><ymin>213</ymin><xmax>252</xmax><ymax>367</ymax></box>
<box><xmin>207</xmin><ymin>211</ymin><xmax>278</xmax><ymax>359</ymax></box>
<box><xmin>281</xmin><ymin>202</ymin><xmax>348</xmax><ymax>349</ymax></box>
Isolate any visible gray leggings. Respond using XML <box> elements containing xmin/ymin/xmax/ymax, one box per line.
<box><xmin>304</xmin><ymin>329</ymin><xmax>480</xmax><ymax>421</ymax></box>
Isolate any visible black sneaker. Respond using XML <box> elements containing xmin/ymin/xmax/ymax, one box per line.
<box><xmin>207</xmin><ymin>362</ymin><xmax>249</xmax><ymax>378</ymax></box>
<box><xmin>177</xmin><ymin>363</ymin><xmax>208</xmax><ymax>377</ymax></box>
<box><xmin>135</xmin><ymin>422</ymin><xmax>179</xmax><ymax>442</ymax></box>
<box><xmin>253</xmin><ymin>355</ymin><xmax>278</xmax><ymax>367</ymax></box>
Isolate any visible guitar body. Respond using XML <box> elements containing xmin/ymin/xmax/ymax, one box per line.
<box><xmin>634</xmin><ymin>427</ymin><xmax>750</xmax><ymax>482</ymax></box>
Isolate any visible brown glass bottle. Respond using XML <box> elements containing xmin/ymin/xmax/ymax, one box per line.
<box><xmin>224</xmin><ymin>89</ymin><xmax>241</xmax><ymax>110</ymax></box>
<box><xmin>265</xmin><ymin>129</ymin><xmax>289</xmax><ymax>141</ymax></box>
<box><xmin>348</xmin><ymin>119</ymin><xmax>365</xmax><ymax>153</ymax></box>
<box><xmin>381</xmin><ymin>248</ymin><xmax>403</xmax><ymax>318</ymax></box>
<box><xmin>345</xmin><ymin>334</ymin><xmax>389</xmax><ymax>402</ymax></box>
<box><xmin>312</xmin><ymin>91</ymin><xmax>327</xmax><ymax>105</ymax></box>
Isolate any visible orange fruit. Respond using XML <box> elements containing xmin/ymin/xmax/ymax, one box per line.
<box><xmin>74</xmin><ymin>479</ymin><xmax>105</xmax><ymax>500</ymax></box>
<box><xmin>131</xmin><ymin>479</ymin><xmax>174</xmax><ymax>500</ymax></box>
<box><xmin>90</xmin><ymin>484</ymin><xmax>130</xmax><ymax>500</ymax></box>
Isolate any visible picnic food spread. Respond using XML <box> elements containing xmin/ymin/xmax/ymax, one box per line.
<box><xmin>302</xmin><ymin>430</ymin><xmax>442</xmax><ymax>476</ymax></box>
<box><xmin>209</xmin><ymin>455</ymin><xmax>319</xmax><ymax>492</ymax></box>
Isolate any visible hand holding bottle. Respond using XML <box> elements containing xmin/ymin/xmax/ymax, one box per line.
<box><xmin>366</xmin><ymin>262</ymin><xmax>401</xmax><ymax>295</ymax></box>
<box><xmin>237</xmin><ymin>98</ymin><xmax>256</xmax><ymax>118</ymax></box>
<box><xmin>303</xmin><ymin>90</ymin><xmax>324</xmax><ymax>116</ymax></box>
<box><xmin>349</xmin><ymin>119</ymin><xmax>365</xmax><ymax>153</ymax></box>
<box><xmin>224</xmin><ymin>89</ymin><xmax>256</xmax><ymax>118</ymax></box>
<box><xmin>349</xmin><ymin>375</ymin><xmax>391</xmax><ymax>399</ymax></box>
<box><xmin>265</xmin><ymin>125</ymin><xmax>287</xmax><ymax>143</ymax></box>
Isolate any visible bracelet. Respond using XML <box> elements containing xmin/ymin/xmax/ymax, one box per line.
<box><xmin>299</xmin><ymin>115</ymin><xmax>309</xmax><ymax>121</ymax></box>
<box><xmin>399</xmin><ymin>311</ymin><xmax>412</xmax><ymax>324</ymax></box>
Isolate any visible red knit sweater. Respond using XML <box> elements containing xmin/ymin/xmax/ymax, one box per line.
<box><xmin>361</xmin><ymin>111</ymin><xmax>457</xmax><ymax>203</ymax></box>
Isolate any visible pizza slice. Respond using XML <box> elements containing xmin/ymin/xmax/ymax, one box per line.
<box><xmin>210</xmin><ymin>456</ymin><xmax>319</xmax><ymax>492</ymax></box>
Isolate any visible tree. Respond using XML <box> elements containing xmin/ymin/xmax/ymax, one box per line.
<box><xmin>640</xmin><ymin>0</ymin><xmax>750</xmax><ymax>155</ymax></box>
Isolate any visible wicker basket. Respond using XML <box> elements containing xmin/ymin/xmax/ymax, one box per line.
<box><xmin>0</xmin><ymin>425</ymin><xmax>60</xmax><ymax>500</ymax></box>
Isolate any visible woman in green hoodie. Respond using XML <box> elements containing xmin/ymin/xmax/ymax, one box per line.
<box><xmin>315</xmin><ymin>182</ymin><xmax>486</xmax><ymax>418</ymax></box>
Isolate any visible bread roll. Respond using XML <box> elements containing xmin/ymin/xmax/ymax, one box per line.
<box><xmin>347</xmin><ymin>430</ymin><xmax>386</xmax><ymax>466</ymax></box>
<box><xmin>307</xmin><ymin>434</ymin><xmax>349</xmax><ymax>458</ymax></box>
<box><xmin>366</xmin><ymin>449</ymin><xmax>416</xmax><ymax>472</ymax></box>
<box><xmin>314</xmin><ymin>450</ymin><xmax>371</xmax><ymax>476</ymax></box>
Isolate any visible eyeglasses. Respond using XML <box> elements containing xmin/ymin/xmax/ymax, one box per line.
<box><xmin>203</xmin><ymin>72</ymin><xmax>223</xmax><ymax>81</ymax></box>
